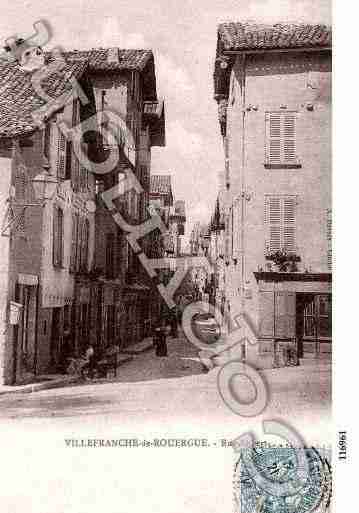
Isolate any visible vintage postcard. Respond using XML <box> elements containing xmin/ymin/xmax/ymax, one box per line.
<box><xmin>0</xmin><ymin>1</ymin><xmax>343</xmax><ymax>512</ymax></box>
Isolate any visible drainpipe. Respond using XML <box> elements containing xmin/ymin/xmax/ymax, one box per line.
<box><xmin>239</xmin><ymin>54</ymin><xmax>246</xmax><ymax>318</ymax></box>
<box><xmin>33</xmin><ymin>282</ymin><xmax>40</xmax><ymax>375</ymax></box>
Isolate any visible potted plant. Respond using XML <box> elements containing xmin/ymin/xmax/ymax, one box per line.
<box><xmin>265</xmin><ymin>250</ymin><xmax>300</xmax><ymax>272</ymax></box>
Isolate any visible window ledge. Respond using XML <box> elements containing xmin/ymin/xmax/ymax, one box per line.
<box><xmin>264</xmin><ymin>163</ymin><xmax>302</xmax><ymax>169</ymax></box>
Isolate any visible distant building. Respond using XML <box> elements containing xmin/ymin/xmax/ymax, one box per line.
<box><xmin>149</xmin><ymin>175</ymin><xmax>186</xmax><ymax>257</ymax></box>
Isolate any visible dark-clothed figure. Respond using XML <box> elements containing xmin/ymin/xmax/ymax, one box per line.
<box><xmin>81</xmin><ymin>343</ymin><xmax>95</xmax><ymax>378</ymax></box>
<box><xmin>153</xmin><ymin>321</ymin><xmax>168</xmax><ymax>357</ymax></box>
<box><xmin>169</xmin><ymin>306</ymin><xmax>178</xmax><ymax>338</ymax></box>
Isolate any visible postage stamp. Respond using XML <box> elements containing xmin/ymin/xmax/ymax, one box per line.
<box><xmin>234</xmin><ymin>445</ymin><xmax>332</xmax><ymax>513</ymax></box>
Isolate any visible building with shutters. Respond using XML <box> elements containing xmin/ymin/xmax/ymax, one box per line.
<box><xmin>0</xmin><ymin>57</ymin><xmax>98</xmax><ymax>384</ymax></box>
<box><xmin>0</xmin><ymin>47</ymin><xmax>166</xmax><ymax>385</ymax></box>
<box><xmin>69</xmin><ymin>49</ymin><xmax>166</xmax><ymax>354</ymax></box>
<box><xmin>149</xmin><ymin>175</ymin><xmax>186</xmax><ymax>258</ymax></box>
<box><xmin>213</xmin><ymin>22</ymin><xmax>332</xmax><ymax>367</ymax></box>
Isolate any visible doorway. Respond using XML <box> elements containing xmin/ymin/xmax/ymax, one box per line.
<box><xmin>50</xmin><ymin>307</ymin><xmax>62</xmax><ymax>368</ymax></box>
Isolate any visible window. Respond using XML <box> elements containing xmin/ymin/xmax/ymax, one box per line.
<box><xmin>303</xmin><ymin>294</ymin><xmax>332</xmax><ymax>339</ymax></box>
<box><xmin>80</xmin><ymin>218</ymin><xmax>90</xmax><ymax>271</ymax></box>
<box><xmin>70</xmin><ymin>213</ymin><xmax>79</xmax><ymax>273</ymax></box>
<box><xmin>116</xmin><ymin>230</ymin><xmax>123</xmax><ymax>277</ymax></box>
<box><xmin>265</xmin><ymin>195</ymin><xmax>297</xmax><ymax>253</ymax></box>
<box><xmin>79</xmin><ymin>163</ymin><xmax>87</xmax><ymax>192</ymax></box>
<box><xmin>72</xmin><ymin>152</ymin><xmax>80</xmax><ymax>192</ymax></box>
<box><xmin>265</xmin><ymin>112</ymin><xmax>300</xmax><ymax>167</ymax></box>
<box><xmin>43</xmin><ymin>123</ymin><xmax>51</xmax><ymax>160</ymax></box>
<box><xmin>53</xmin><ymin>206</ymin><xmax>64</xmax><ymax>267</ymax></box>
<box><xmin>15</xmin><ymin>163</ymin><xmax>27</xmax><ymax>201</ymax></box>
<box><xmin>106</xmin><ymin>305</ymin><xmax>116</xmax><ymax>346</ymax></box>
<box><xmin>65</xmin><ymin>140</ymin><xmax>72</xmax><ymax>180</ymax></box>
<box><xmin>63</xmin><ymin>304</ymin><xmax>71</xmax><ymax>333</ymax></box>
<box><xmin>106</xmin><ymin>233</ymin><xmax>115</xmax><ymax>279</ymax></box>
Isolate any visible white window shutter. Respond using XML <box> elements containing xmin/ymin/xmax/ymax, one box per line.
<box><xmin>283</xmin><ymin>113</ymin><xmax>296</xmax><ymax>164</ymax></box>
<box><xmin>265</xmin><ymin>195</ymin><xmax>297</xmax><ymax>254</ymax></box>
<box><xmin>266</xmin><ymin>112</ymin><xmax>281</xmax><ymax>165</ymax></box>
<box><xmin>266</xmin><ymin>112</ymin><xmax>298</xmax><ymax>166</ymax></box>
<box><xmin>267</xmin><ymin>196</ymin><xmax>281</xmax><ymax>252</ymax></box>
<box><xmin>57</xmin><ymin>127</ymin><xmax>66</xmax><ymax>178</ymax></box>
<box><xmin>283</xmin><ymin>196</ymin><xmax>296</xmax><ymax>252</ymax></box>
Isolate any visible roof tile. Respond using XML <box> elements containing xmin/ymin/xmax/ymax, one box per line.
<box><xmin>0</xmin><ymin>59</ymin><xmax>87</xmax><ymax>138</ymax></box>
<box><xmin>218</xmin><ymin>22</ymin><xmax>331</xmax><ymax>52</ymax></box>
<box><xmin>63</xmin><ymin>48</ymin><xmax>152</xmax><ymax>71</ymax></box>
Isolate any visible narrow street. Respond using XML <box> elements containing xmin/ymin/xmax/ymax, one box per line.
<box><xmin>0</xmin><ymin>330</ymin><xmax>331</xmax><ymax>444</ymax></box>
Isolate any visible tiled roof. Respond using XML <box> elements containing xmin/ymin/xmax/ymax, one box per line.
<box><xmin>64</xmin><ymin>48</ymin><xmax>157</xmax><ymax>102</ymax></box>
<box><xmin>217</xmin><ymin>22</ymin><xmax>331</xmax><ymax>52</ymax></box>
<box><xmin>0</xmin><ymin>47</ymin><xmax>158</xmax><ymax>140</ymax></box>
<box><xmin>63</xmin><ymin>48</ymin><xmax>153</xmax><ymax>71</ymax></box>
<box><xmin>0</xmin><ymin>59</ymin><xmax>88</xmax><ymax>139</ymax></box>
<box><xmin>150</xmin><ymin>174</ymin><xmax>172</xmax><ymax>196</ymax></box>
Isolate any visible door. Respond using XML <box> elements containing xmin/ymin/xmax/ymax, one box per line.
<box><xmin>18</xmin><ymin>284</ymin><xmax>38</xmax><ymax>374</ymax></box>
<box><xmin>50</xmin><ymin>307</ymin><xmax>62</xmax><ymax>368</ymax></box>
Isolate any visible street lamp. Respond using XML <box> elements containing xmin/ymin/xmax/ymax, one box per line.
<box><xmin>2</xmin><ymin>161</ymin><xmax>59</xmax><ymax>237</ymax></box>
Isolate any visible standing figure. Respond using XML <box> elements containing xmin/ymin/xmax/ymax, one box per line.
<box><xmin>153</xmin><ymin>320</ymin><xmax>168</xmax><ymax>357</ymax></box>
<box><xmin>81</xmin><ymin>343</ymin><xmax>95</xmax><ymax>379</ymax></box>
<box><xmin>169</xmin><ymin>306</ymin><xmax>178</xmax><ymax>338</ymax></box>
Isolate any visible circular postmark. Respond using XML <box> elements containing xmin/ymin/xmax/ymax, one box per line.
<box><xmin>234</xmin><ymin>447</ymin><xmax>331</xmax><ymax>513</ymax></box>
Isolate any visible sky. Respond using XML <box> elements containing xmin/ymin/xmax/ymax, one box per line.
<box><xmin>1</xmin><ymin>0</ymin><xmax>331</xmax><ymax>247</ymax></box>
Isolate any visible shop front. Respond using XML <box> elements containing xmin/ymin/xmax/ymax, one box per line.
<box><xmin>254</xmin><ymin>272</ymin><xmax>332</xmax><ymax>367</ymax></box>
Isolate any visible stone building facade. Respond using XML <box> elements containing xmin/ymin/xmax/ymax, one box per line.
<box><xmin>0</xmin><ymin>48</ymin><xmax>166</xmax><ymax>384</ymax></box>
<box><xmin>213</xmin><ymin>22</ymin><xmax>332</xmax><ymax>367</ymax></box>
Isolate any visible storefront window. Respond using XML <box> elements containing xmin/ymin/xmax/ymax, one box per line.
<box><xmin>303</xmin><ymin>294</ymin><xmax>331</xmax><ymax>338</ymax></box>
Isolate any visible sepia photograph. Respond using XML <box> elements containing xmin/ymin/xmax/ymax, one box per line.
<box><xmin>0</xmin><ymin>1</ymin><xmax>337</xmax><ymax>512</ymax></box>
